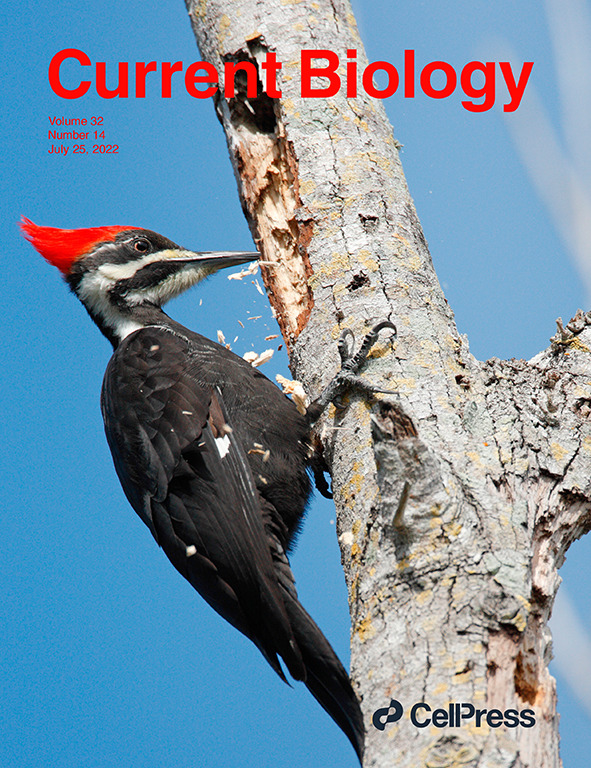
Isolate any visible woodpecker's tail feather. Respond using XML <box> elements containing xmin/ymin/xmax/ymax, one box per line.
<box><xmin>283</xmin><ymin>592</ymin><xmax>365</xmax><ymax>762</ymax></box>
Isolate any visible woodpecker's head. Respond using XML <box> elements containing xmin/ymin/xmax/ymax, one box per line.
<box><xmin>21</xmin><ymin>218</ymin><xmax>259</xmax><ymax>345</ymax></box>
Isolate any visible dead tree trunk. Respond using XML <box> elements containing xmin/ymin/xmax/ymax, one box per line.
<box><xmin>183</xmin><ymin>1</ymin><xmax>591</xmax><ymax>765</ymax></box>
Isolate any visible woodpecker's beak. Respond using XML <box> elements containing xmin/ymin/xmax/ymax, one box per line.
<box><xmin>152</xmin><ymin>249</ymin><xmax>260</xmax><ymax>281</ymax></box>
<box><xmin>185</xmin><ymin>251</ymin><xmax>260</xmax><ymax>270</ymax></box>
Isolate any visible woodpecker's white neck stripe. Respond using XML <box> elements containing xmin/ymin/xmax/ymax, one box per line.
<box><xmin>75</xmin><ymin>248</ymin><xmax>211</xmax><ymax>342</ymax></box>
<box><xmin>77</xmin><ymin>271</ymin><xmax>146</xmax><ymax>341</ymax></box>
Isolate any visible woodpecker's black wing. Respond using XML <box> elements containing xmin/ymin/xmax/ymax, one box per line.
<box><xmin>101</xmin><ymin>325</ymin><xmax>305</xmax><ymax>678</ymax></box>
<box><xmin>100</xmin><ymin>325</ymin><xmax>364</xmax><ymax>759</ymax></box>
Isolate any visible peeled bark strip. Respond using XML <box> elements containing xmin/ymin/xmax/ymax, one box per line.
<box><xmin>184</xmin><ymin>1</ymin><xmax>590</xmax><ymax>765</ymax></box>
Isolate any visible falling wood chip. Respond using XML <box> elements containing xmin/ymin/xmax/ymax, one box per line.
<box><xmin>217</xmin><ymin>330</ymin><xmax>231</xmax><ymax>349</ymax></box>
<box><xmin>243</xmin><ymin>349</ymin><xmax>274</xmax><ymax>367</ymax></box>
<box><xmin>227</xmin><ymin>261</ymin><xmax>260</xmax><ymax>280</ymax></box>
<box><xmin>276</xmin><ymin>374</ymin><xmax>309</xmax><ymax>415</ymax></box>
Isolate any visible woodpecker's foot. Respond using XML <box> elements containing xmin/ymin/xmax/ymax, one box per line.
<box><xmin>310</xmin><ymin>452</ymin><xmax>333</xmax><ymax>499</ymax></box>
<box><xmin>308</xmin><ymin>321</ymin><xmax>397</xmax><ymax>422</ymax></box>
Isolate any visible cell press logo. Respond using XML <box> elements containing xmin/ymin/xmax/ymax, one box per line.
<box><xmin>372</xmin><ymin>700</ymin><xmax>536</xmax><ymax>730</ymax></box>
<box><xmin>372</xmin><ymin>700</ymin><xmax>404</xmax><ymax>730</ymax></box>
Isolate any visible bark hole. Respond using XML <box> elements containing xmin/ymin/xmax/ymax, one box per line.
<box><xmin>221</xmin><ymin>50</ymin><xmax>277</xmax><ymax>134</ymax></box>
<box><xmin>347</xmin><ymin>272</ymin><xmax>370</xmax><ymax>291</ymax></box>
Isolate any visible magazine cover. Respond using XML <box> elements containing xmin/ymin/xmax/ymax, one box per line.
<box><xmin>3</xmin><ymin>1</ymin><xmax>590</xmax><ymax>766</ymax></box>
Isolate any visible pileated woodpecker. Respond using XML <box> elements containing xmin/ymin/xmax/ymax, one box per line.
<box><xmin>22</xmin><ymin>218</ymin><xmax>365</xmax><ymax>759</ymax></box>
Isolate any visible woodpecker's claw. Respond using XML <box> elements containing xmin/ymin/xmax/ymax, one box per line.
<box><xmin>309</xmin><ymin>321</ymin><xmax>397</xmax><ymax>420</ymax></box>
<box><xmin>339</xmin><ymin>320</ymin><xmax>397</xmax><ymax>374</ymax></box>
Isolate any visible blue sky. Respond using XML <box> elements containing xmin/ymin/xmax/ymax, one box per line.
<box><xmin>2</xmin><ymin>1</ymin><xmax>590</xmax><ymax>766</ymax></box>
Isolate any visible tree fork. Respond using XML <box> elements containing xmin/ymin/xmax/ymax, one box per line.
<box><xmin>184</xmin><ymin>1</ymin><xmax>590</xmax><ymax>765</ymax></box>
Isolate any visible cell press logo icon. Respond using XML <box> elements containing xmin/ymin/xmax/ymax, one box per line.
<box><xmin>372</xmin><ymin>700</ymin><xmax>404</xmax><ymax>730</ymax></box>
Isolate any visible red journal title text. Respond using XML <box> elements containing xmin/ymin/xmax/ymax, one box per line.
<box><xmin>49</xmin><ymin>48</ymin><xmax>533</xmax><ymax>113</ymax></box>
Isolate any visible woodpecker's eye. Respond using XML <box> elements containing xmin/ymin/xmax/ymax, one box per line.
<box><xmin>133</xmin><ymin>238</ymin><xmax>151</xmax><ymax>253</ymax></box>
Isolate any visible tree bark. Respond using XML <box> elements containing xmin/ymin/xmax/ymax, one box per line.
<box><xmin>183</xmin><ymin>1</ymin><xmax>591</xmax><ymax>765</ymax></box>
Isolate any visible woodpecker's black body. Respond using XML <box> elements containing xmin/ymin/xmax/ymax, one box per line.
<box><xmin>22</xmin><ymin>219</ymin><xmax>364</xmax><ymax>760</ymax></box>
<box><xmin>101</xmin><ymin>320</ymin><xmax>312</xmax><ymax>652</ymax></box>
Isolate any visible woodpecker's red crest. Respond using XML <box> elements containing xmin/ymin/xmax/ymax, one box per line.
<box><xmin>20</xmin><ymin>217</ymin><xmax>134</xmax><ymax>275</ymax></box>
